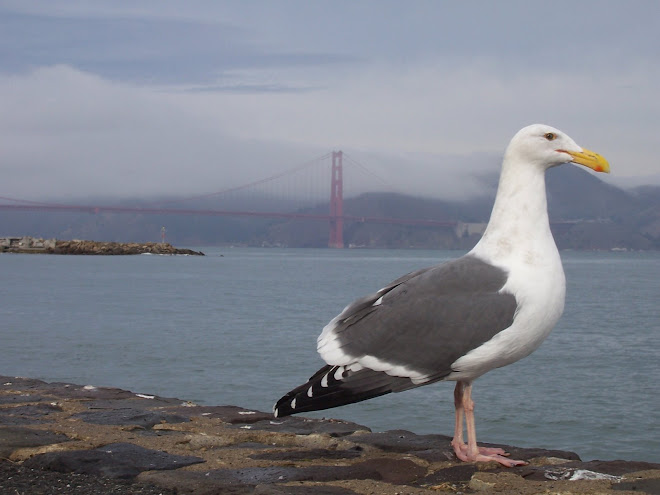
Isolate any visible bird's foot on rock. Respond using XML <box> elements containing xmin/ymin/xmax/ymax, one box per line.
<box><xmin>452</xmin><ymin>440</ymin><xmax>507</xmax><ymax>457</ymax></box>
<box><xmin>472</xmin><ymin>452</ymin><xmax>528</xmax><ymax>467</ymax></box>
<box><xmin>452</xmin><ymin>441</ymin><xmax>527</xmax><ymax>467</ymax></box>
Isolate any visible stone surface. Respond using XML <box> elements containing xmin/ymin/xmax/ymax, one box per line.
<box><xmin>239</xmin><ymin>416</ymin><xmax>370</xmax><ymax>437</ymax></box>
<box><xmin>0</xmin><ymin>403</ymin><xmax>63</xmax><ymax>425</ymax></box>
<box><xmin>0</xmin><ymin>426</ymin><xmax>70</xmax><ymax>458</ymax></box>
<box><xmin>72</xmin><ymin>408</ymin><xmax>190</xmax><ymax>428</ymax></box>
<box><xmin>249</xmin><ymin>447</ymin><xmax>363</xmax><ymax>461</ymax></box>
<box><xmin>2</xmin><ymin>375</ymin><xmax>659</xmax><ymax>494</ymax></box>
<box><xmin>23</xmin><ymin>442</ymin><xmax>205</xmax><ymax>479</ymax></box>
<box><xmin>0</xmin><ymin>460</ymin><xmax>178</xmax><ymax>495</ymax></box>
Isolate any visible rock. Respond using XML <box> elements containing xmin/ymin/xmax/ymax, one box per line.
<box><xmin>0</xmin><ymin>403</ymin><xmax>62</xmax><ymax>425</ymax></box>
<box><xmin>0</xmin><ymin>426</ymin><xmax>70</xmax><ymax>458</ymax></box>
<box><xmin>167</xmin><ymin>404</ymin><xmax>274</xmax><ymax>424</ymax></box>
<box><xmin>0</xmin><ymin>459</ymin><xmax>178</xmax><ymax>495</ymax></box>
<box><xmin>23</xmin><ymin>442</ymin><xmax>205</xmax><ymax>479</ymax></box>
<box><xmin>72</xmin><ymin>408</ymin><xmax>190</xmax><ymax>429</ymax></box>
<box><xmin>469</xmin><ymin>472</ymin><xmax>497</xmax><ymax>491</ymax></box>
<box><xmin>0</xmin><ymin>236</ymin><xmax>204</xmax><ymax>255</ymax></box>
<box><xmin>614</xmin><ymin>476</ymin><xmax>660</xmax><ymax>493</ymax></box>
<box><xmin>240</xmin><ymin>415</ymin><xmax>370</xmax><ymax>437</ymax></box>
<box><xmin>50</xmin><ymin>240</ymin><xmax>204</xmax><ymax>255</ymax></box>
<box><xmin>2</xmin><ymin>375</ymin><xmax>660</xmax><ymax>494</ymax></box>
<box><xmin>249</xmin><ymin>447</ymin><xmax>363</xmax><ymax>461</ymax></box>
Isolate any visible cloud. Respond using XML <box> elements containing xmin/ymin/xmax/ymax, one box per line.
<box><xmin>0</xmin><ymin>66</ymin><xmax>325</xmax><ymax>200</ymax></box>
<box><xmin>186</xmin><ymin>59</ymin><xmax>659</xmax><ymax>173</ymax></box>
<box><xmin>1</xmin><ymin>55</ymin><xmax>659</xmax><ymax>203</ymax></box>
<box><xmin>1</xmin><ymin>1</ymin><xmax>659</xmax><ymax>204</ymax></box>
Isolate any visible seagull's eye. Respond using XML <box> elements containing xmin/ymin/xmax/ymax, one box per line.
<box><xmin>544</xmin><ymin>132</ymin><xmax>556</xmax><ymax>141</ymax></box>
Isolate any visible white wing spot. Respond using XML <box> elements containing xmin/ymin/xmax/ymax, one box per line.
<box><xmin>307</xmin><ymin>385</ymin><xmax>313</xmax><ymax>397</ymax></box>
<box><xmin>290</xmin><ymin>398</ymin><xmax>297</xmax><ymax>409</ymax></box>
<box><xmin>321</xmin><ymin>373</ymin><xmax>329</xmax><ymax>388</ymax></box>
<box><xmin>373</xmin><ymin>296</ymin><xmax>384</xmax><ymax>306</ymax></box>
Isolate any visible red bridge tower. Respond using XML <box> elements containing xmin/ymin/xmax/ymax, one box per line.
<box><xmin>328</xmin><ymin>151</ymin><xmax>344</xmax><ymax>248</ymax></box>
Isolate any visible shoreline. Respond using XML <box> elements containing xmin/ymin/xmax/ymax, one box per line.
<box><xmin>1</xmin><ymin>375</ymin><xmax>658</xmax><ymax>494</ymax></box>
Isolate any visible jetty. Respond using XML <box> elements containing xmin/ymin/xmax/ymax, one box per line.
<box><xmin>1</xmin><ymin>376</ymin><xmax>658</xmax><ymax>494</ymax></box>
<box><xmin>0</xmin><ymin>236</ymin><xmax>204</xmax><ymax>256</ymax></box>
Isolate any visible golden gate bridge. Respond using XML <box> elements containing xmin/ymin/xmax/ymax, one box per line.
<box><xmin>0</xmin><ymin>151</ymin><xmax>458</xmax><ymax>248</ymax></box>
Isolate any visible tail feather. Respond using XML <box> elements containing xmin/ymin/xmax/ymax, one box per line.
<box><xmin>273</xmin><ymin>364</ymin><xmax>417</xmax><ymax>418</ymax></box>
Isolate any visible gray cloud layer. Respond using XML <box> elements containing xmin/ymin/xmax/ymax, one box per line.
<box><xmin>1</xmin><ymin>1</ymin><xmax>658</xmax><ymax>201</ymax></box>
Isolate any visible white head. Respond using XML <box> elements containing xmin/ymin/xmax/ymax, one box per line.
<box><xmin>504</xmin><ymin>124</ymin><xmax>609</xmax><ymax>173</ymax></box>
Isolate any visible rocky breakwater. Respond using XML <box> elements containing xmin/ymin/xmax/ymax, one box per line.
<box><xmin>1</xmin><ymin>236</ymin><xmax>204</xmax><ymax>255</ymax></box>
<box><xmin>50</xmin><ymin>240</ymin><xmax>204</xmax><ymax>256</ymax></box>
<box><xmin>1</xmin><ymin>376</ymin><xmax>659</xmax><ymax>495</ymax></box>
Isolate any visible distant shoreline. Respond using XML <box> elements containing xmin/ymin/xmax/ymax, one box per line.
<box><xmin>0</xmin><ymin>236</ymin><xmax>204</xmax><ymax>256</ymax></box>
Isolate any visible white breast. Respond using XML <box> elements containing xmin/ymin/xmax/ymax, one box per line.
<box><xmin>447</xmin><ymin>243</ymin><xmax>566</xmax><ymax>382</ymax></box>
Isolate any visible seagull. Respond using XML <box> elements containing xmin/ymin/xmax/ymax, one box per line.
<box><xmin>273</xmin><ymin>124</ymin><xmax>609</xmax><ymax>467</ymax></box>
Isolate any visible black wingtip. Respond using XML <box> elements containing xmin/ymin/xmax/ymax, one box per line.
<box><xmin>274</xmin><ymin>364</ymin><xmax>416</xmax><ymax>418</ymax></box>
<box><xmin>272</xmin><ymin>395</ymin><xmax>295</xmax><ymax>418</ymax></box>
<box><xmin>273</xmin><ymin>365</ymin><xmax>333</xmax><ymax>418</ymax></box>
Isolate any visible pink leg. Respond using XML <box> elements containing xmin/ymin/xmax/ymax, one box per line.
<box><xmin>450</xmin><ymin>381</ymin><xmax>466</xmax><ymax>453</ymax></box>
<box><xmin>450</xmin><ymin>381</ymin><xmax>527</xmax><ymax>467</ymax></box>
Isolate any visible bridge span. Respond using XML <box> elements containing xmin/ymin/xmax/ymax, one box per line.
<box><xmin>0</xmin><ymin>150</ymin><xmax>464</xmax><ymax>248</ymax></box>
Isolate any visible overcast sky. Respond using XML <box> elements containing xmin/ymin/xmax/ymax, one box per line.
<box><xmin>1</xmin><ymin>1</ymin><xmax>658</xmax><ymax>201</ymax></box>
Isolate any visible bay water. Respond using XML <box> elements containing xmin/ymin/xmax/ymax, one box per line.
<box><xmin>1</xmin><ymin>248</ymin><xmax>658</xmax><ymax>462</ymax></box>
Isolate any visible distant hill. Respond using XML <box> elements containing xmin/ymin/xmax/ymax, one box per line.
<box><xmin>1</xmin><ymin>166</ymin><xmax>658</xmax><ymax>250</ymax></box>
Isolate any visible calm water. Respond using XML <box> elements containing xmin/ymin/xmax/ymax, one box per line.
<box><xmin>1</xmin><ymin>248</ymin><xmax>658</xmax><ymax>462</ymax></box>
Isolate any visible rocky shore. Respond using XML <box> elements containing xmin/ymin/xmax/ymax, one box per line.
<box><xmin>1</xmin><ymin>237</ymin><xmax>204</xmax><ymax>255</ymax></box>
<box><xmin>1</xmin><ymin>376</ymin><xmax>659</xmax><ymax>494</ymax></box>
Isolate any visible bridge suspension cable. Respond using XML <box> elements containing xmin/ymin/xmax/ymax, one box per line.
<box><xmin>152</xmin><ymin>152</ymin><xmax>332</xmax><ymax>206</ymax></box>
<box><xmin>342</xmin><ymin>153</ymin><xmax>396</xmax><ymax>192</ymax></box>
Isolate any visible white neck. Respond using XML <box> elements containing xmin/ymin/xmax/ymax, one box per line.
<box><xmin>471</xmin><ymin>158</ymin><xmax>557</xmax><ymax>264</ymax></box>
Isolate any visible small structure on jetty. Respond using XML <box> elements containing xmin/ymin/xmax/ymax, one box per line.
<box><xmin>0</xmin><ymin>236</ymin><xmax>56</xmax><ymax>252</ymax></box>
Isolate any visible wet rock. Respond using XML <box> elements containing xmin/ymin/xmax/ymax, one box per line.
<box><xmin>250</xmin><ymin>447</ymin><xmax>363</xmax><ymax>461</ymax></box>
<box><xmin>23</xmin><ymin>442</ymin><xmax>205</xmax><ymax>479</ymax></box>
<box><xmin>168</xmin><ymin>404</ymin><xmax>274</xmax><ymax>424</ymax></box>
<box><xmin>517</xmin><ymin>459</ymin><xmax>660</xmax><ymax>483</ymax></box>
<box><xmin>613</xmin><ymin>477</ymin><xmax>660</xmax><ymax>493</ymax></box>
<box><xmin>141</xmin><ymin>470</ymin><xmax>358</xmax><ymax>495</ymax></box>
<box><xmin>349</xmin><ymin>429</ymin><xmax>454</xmax><ymax>453</ymax></box>
<box><xmin>500</xmin><ymin>445</ymin><xmax>581</xmax><ymax>462</ymax></box>
<box><xmin>416</xmin><ymin>463</ymin><xmax>481</xmax><ymax>485</ymax></box>
<box><xmin>243</xmin><ymin>416</ymin><xmax>370</xmax><ymax>437</ymax></box>
<box><xmin>0</xmin><ymin>459</ymin><xmax>178</xmax><ymax>495</ymax></box>
<box><xmin>253</xmin><ymin>485</ymin><xmax>359</xmax><ymax>495</ymax></box>
<box><xmin>146</xmin><ymin>457</ymin><xmax>425</xmax><ymax>487</ymax></box>
<box><xmin>348</xmin><ymin>458</ymin><xmax>427</xmax><ymax>484</ymax></box>
<box><xmin>3</xmin><ymin>377</ymin><xmax>159</xmax><ymax>402</ymax></box>
<box><xmin>0</xmin><ymin>403</ymin><xmax>62</xmax><ymax>425</ymax></box>
<box><xmin>568</xmin><ymin>459</ymin><xmax>660</xmax><ymax>476</ymax></box>
<box><xmin>73</xmin><ymin>408</ymin><xmax>189</xmax><ymax>429</ymax></box>
<box><xmin>0</xmin><ymin>392</ymin><xmax>48</xmax><ymax>405</ymax></box>
<box><xmin>0</xmin><ymin>426</ymin><xmax>70</xmax><ymax>458</ymax></box>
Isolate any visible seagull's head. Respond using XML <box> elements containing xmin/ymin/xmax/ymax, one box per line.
<box><xmin>506</xmin><ymin>124</ymin><xmax>610</xmax><ymax>173</ymax></box>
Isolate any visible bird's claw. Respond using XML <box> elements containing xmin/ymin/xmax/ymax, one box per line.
<box><xmin>452</xmin><ymin>441</ymin><xmax>527</xmax><ymax>467</ymax></box>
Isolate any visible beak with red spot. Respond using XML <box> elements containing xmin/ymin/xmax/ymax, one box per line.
<box><xmin>562</xmin><ymin>148</ymin><xmax>610</xmax><ymax>173</ymax></box>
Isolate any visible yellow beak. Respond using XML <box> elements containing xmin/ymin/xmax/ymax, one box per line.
<box><xmin>563</xmin><ymin>148</ymin><xmax>610</xmax><ymax>173</ymax></box>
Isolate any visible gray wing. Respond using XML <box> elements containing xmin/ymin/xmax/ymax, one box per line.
<box><xmin>274</xmin><ymin>254</ymin><xmax>518</xmax><ymax>417</ymax></box>
<box><xmin>317</xmin><ymin>254</ymin><xmax>518</xmax><ymax>383</ymax></box>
